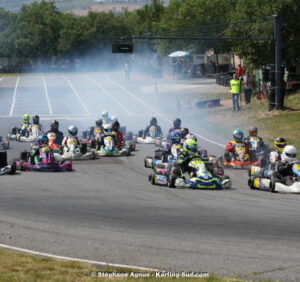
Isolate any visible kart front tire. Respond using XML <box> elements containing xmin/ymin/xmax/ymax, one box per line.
<box><xmin>248</xmin><ymin>176</ymin><xmax>255</xmax><ymax>190</ymax></box>
<box><xmin>9</xmin><ymin>162</ymin><xmax>17</xmax><ymax>175</ymax></box>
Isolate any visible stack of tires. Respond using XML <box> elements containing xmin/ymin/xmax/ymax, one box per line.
<box><xmin>216</xmin><ymin>72</ymin><xmax>234</xmax><ymax>86</ymax></box>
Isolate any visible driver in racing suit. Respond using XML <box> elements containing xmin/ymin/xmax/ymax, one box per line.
<box><xmin>112</xmin><ymin>121</ymin><xmax>124</xmax><ymax>149</ymax></box>
<box><xmin>62</xmin><ymin>126</ymin><xmax>80</xmax><ymax>153</ymax></box>
<box><xmin>21</xmin><ymin>114</ymin><xmax>30</xmax><ymax>130</ymax></box>
<box><xmin>143</xmin><ymin>117</ymin><xmax>163</xmax><ymax>138</ymax></box>
<box><xmin>45</xmin><ymin>120</ymin><xmax>64</xmax><ymax>146</ymax></box>
<box><xmin>274</xmin><ymin>145</ymin><xmax>298</xmax><ymax>186</ymax></box>
<box><xmin>89</xmin><ymin>118</ymin><xmax>103</xmax><ymax>140</ymax></box>
<box><xmin>162</xmin><ymin>130</ymin><xmax>181</xmax><ymax>162</ymax></box>
<box><xmin>225</xmin><ymin>129</ymin><xmax>250</xmax><ymax>162</ymax></box>
<box><xmin>99</xmin><ymin>124</ymin><xmax>116</xmax><ymax>147</ymax></box>
<box><xmin>28</xmin><ymin>115</ymin><xmax>43</xmax><ymax>135</ymax></box>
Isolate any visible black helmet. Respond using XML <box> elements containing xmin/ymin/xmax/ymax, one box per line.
<box><xmin>150</xmin><ymin>117</ymin><xmax>157</xmax><ymax>126</ymax></box>
<box><xmin>95</xmin><ymin>118</ymin><xmax>102</xmax><ymax>127</ymax></box>
<box><xmin>32</xmin><ymin>115</ymin><xmax>39</xmax><ymax>125</ymax></box>
<box><xmin>173</xmin><ymin>118</ymin><xmax>181</xmax><ymax>129</ymax></box>
<box><xmin>112</xmin><ymin>121</ymin><xmax>120</xmax><ymax>131</ymax></box>
<box><xmin>50</xmin><ymin>120</ymin><xmax>59</xmax><ymax>130</ymax></box>
<box><xmin>180</xmin><ymin>127</ymin><xmax>189</xmax><ymax>138</ymax></box>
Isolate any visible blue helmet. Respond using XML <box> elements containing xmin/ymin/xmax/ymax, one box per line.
<box><xmin>170</xmin><ymin>130</ymin><xmax>181</xmax><ymax>144</ymax></box>
<box><xmin>233</xmin><ymin>129</ymin><xmax>244</xmax><ymax>142</ymax></box>
<box><xmin>38</xmin><ymin>135</ymin><xmax>48</xmax><ymax>145</ymax></box>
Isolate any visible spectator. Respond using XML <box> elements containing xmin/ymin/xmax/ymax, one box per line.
<box><xmin>237</xmin><ymin>64</ymin><xmax>243</xmax><ymax>79</ymax></box>
<box><xmin>229</xmin><ymin>74</ymin><xmax>241</xmax><ymax>112</ymax></box>
<box><xmin>243</xmin><ymin>71</ymin><xmax>253</xmax><ymax>104</ymax></box>
<box><xmin>177</xmin><ymin>59</ymin><xmax>183</xmax><ymax>79</ymax></box>
<box><xmin>171</xmin><ymin>58</ymin><xmax>178</xmax><ymax>80</ymax></box>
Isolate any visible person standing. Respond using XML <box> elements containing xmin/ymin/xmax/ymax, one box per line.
<box><xmin>243</xmin><ymin>71</ymin><xmax>253</xmax><ymax>104</ymax></box>
<box><xmin>230</xmin><ymin>74</ymin><xmax>241</xmax><ymax>112</ymax></box>
<box><xmin>237</xmin><ymin>64</ymin><xmax>243</xmax><ymax>79</ymax></box>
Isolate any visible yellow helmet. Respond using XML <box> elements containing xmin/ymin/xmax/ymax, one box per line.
<box><xmin>23</xmin><ymin>114</ymin><xmax>30</xmax><ymax>124</ymax></box>
<box><xmin>274</xmin><ymin>137</ymin><xmax>287</xmax><ymax>153</ymax></box>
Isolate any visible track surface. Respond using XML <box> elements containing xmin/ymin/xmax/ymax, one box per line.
<box><xmin>0</xmin><ymin>73</ymin><xmax>299</xmax><ymax>281</ymax></box>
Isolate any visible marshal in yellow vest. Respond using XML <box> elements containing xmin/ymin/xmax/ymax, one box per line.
<box><xmin>230</xmin><ymin>79</ymin><xmax>241</xmax><ymax>94</ymax></box>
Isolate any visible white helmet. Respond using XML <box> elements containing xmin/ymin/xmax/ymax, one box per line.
<box><xmin>185</xmin><ymin>133</ymin><xmax>197</xmax><ymax>142</ymax></box>
<box><xmin>68</xmin><ymin>125</ymin><xmax>78</xmax><ymax>136</ymax></box>
<box><xmin>111</xmin><ymin>115</ymin><xmax>118</xmax><ymax>123</ymax></box>
<box><xmin>281</xmin><ymin>145</ymin><xmax>297</xmax><ymax>163</ymax></box>
<box><xmin>103</xmin><ymin>123</ymin><xmax>112</xmax><ymax>133</ymax></box>
<box><xmin>101</xmin><ymin>110</ymin><xmax>109</xmax><ymax>118</ymax></box>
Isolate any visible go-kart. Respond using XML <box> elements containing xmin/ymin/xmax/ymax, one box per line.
<box><xmin>0</xmin><ymin>151</ymin><xmax>16</xmax><ymax>175</ymax></box>
<box><xmin>120</xmin><ymin>126</ymin><xmax>136</xmax><ymax>151</ymax></box>
<box><xmin>144</xmin><ymin>144</ymin><xmax>182</xmax><ymax>169</ymax></box>
<box><xmin>16</xmin><ymin>145</ymin><xmax>72</xmax><ymax>172</ymax></box>
<box><xmin>95</xmin><ymin>135</ymin><xmax>131</xmax><ymax>157</ymax></box>
<box><xmin>54</xmin><ymin>141</ymin><xmax>95</xmax><ymax>161</ymax></box>
<box><xmin>7</xmin><ymin>125</ymin><xmax>30</xmax><ymax>141</ymax></box>
<box><xmin>248</xmin><ymin>162</ymin><xmax>300</xmax><ymax>193</ymax></box>
<box><xmin>219</xmin><ymin>143</ymin><xmax>261</xmax><ymax>169</ymax></box>
<box><xmin>0</xmin><ymin>136</ymin><xmax>9</xmax><ymax>150</ymax></box>
<box><xmin>149</xmin><ymin>155</ymin><xmax>231</xmax><ymax>189</ymax></box>
<box><xmin>136</xmin><ymin>126</ymin><xmax>162</xmax><ymax>144</ymax></box>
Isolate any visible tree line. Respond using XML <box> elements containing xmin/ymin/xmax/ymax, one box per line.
<box><xmin>0</xmin><ymin>0</ymin><xmax>299</xmax><ymax>70</ymax></box>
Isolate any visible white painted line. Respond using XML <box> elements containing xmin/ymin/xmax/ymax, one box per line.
<box><xmin>0</xmin><ymin>243</ymin><xmax>160</xmax><ymax>272</ymax></box>
<box><xmin>86</xmin><ymin>76</ymin><xmax>133</xmax><ymax>116</ymax></box>
<box><xmin>106</xmin><ymin>75</ymin><xmax>225</xmax><ymax>148</ymax></box>
<box><xmin>106</xmin><ymin>75</ymin><xmax>167</xmax><ymax>120</ymax></box>
<box><xmin>9</xmin><ymin>76</ymin><xmax>20</xmax><ymax>117</ymax></box>
<box><xmin>62</xmin><ymin>75</ymin><xmax>91</xmax><ymax>115</ymax></box>
<box><xmin>41</xmin><ymin>76</ymin><xmax>53</xmax><ymax>116</ymax></box>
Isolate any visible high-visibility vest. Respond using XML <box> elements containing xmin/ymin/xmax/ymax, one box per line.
<box><xmin>230</xmin><ymin>79</ymin><xmax>241</xmax><ymax>94</ymax></box>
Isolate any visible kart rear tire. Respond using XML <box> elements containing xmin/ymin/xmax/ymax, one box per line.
<box><xmin>269</xmin><ymin>177</ymin><xmax>276</xmax><ymax>193</ymax></box>
<box><xmin>248</xmin><ymin>176</ymin><xmax>255</xmax><ymax>190</ymax></box>
<box><xmin>168</xmin><ymin>175</ymin><xmax>176</xmax><ymax>188</ymax></box>
<box><xmin>9</xmin><ymin>162</ymin><xmax>17</xmax><ymax>175</ymax></box>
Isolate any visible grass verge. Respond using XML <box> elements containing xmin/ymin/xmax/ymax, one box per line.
<box><xmin>0</xmin><ymin>248</ymin><xmax>244</xmax><ymax>282</ymax></box>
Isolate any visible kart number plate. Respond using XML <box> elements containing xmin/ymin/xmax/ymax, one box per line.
<box><xmin>69</xmin><ymin>140</ymin><xmax>76</xmax><ymax>145</ymax></box>
<box><xmin>250</xmin><ymin>137</ymin><xmax>260</xmax><ymax>142</ymax></box>
<box><xmin>95</xmin><ymin>128</ymin><xmax>101</xmax><ymax>134</ymax></box>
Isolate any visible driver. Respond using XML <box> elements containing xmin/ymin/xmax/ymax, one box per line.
<box><xmin>45</xmin><ymin>120</ymin><xmax>64</xmax><ymax>145</ymax></box>
<box><xmin>101</xmin><ymin>110</ymin><xmax>111</xmax><ymax>125</ymax></box>
<box><xmin>144</xmin><ymin>117</ymin><xmax>163</xmax><ymax>138</ymax></box>
<box><xmin>21</xmin><ymin>114</ymin><xmax>30</xmax><ymax>130</ymax></box>
<box><xmin>62</xmin><ymin>125</ymin><xmax>80</xmax><ymax>152</ymax></box>
<box><xmin>112</xmin><ymin>121</ymin><xmax>124</xmax><ymax>149</ymax></box>
<box><xmin>89</xmin><ymin>118</ymin><xmax>103</xmax><ymax>140</ymax></box>
<box><xmin>225</xmin><ymin>129</ymin><xmax>250</xmax><ymax>162</ymax></box>
<box><xmin>162</xmin><ymin>130</ymin><xmax>182</xmax><ymax>161</ymax></box>
<box><xmin>29</xmin><ymin>115</ymin><xmax>43</xmax><ymax>134</ymax></box>
<box><xmin>275</xmin><ymin>145</ymin><xmax>298</xmax><ymax>185</ymax></box>
<box><xmin>167</xmin><ymin>118</ymin><xmax>182</xmax><ymax>141</ymax></box>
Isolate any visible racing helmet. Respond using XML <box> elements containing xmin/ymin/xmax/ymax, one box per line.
<box><xmin>68</xmin><ymin>125</ymin><xmax>78</xmax><ymax>136</ymax></box>
<box><xmin>233</xmin><ymin>129</ymin><xmax>244</xmax><ymax>143</ymax></box>
<box><xmin>185</xmin><ymin>133</ymin><xmax>197</xmax><ymax>142</ymax></box>
<box><xmin>183</xmin><ymin>138</ymin><xmax>198</xmax><ymax>156</ymax></box>
<box><xmin>23</xmin><ymin>114</ymin><xmax>30</xmax><ymax>124</ymax></box>
<box><xmin>112</xmin><ymin>121</ymin><xmax>120</xmax><ymax>131</ymax></box>
<box><xmin>150</xmin><ymin>117</ymin><xmax>157</xmax><ymax>126</ymax></box>
<box><xmin>111</xmin><ymin>116</ymin><xmax>118</xmax><ymax>123</ymax></box>
<box><xmin>101</xmin><ymin>110</ymin><xmax>109</xmax><ymax>118</ymax></box>
<box><xmin>38</xmin><ymin>135</ymin><xmax>48</xmax><ymax>145</ymax></box>
<box><xmin>32</xmin><ymin>115</ymin><xmax>39</xmax><ymax>125</ymax></box>
<box><xmin>95</xmin><ymin>118</ymin><xmax>102</xmax><ymax>127</ymax></box>
<box><xmin>103</xmin><ymin>123</ymin><xmax>112</xmax><ymax>133</ymax></box>
<box><xmin>274</xmin><ymin>137</ymin><xmax>287</xmax><ymax>153</ymax></box>
<box><xmin>249</xmin><ymin>126</ymin><xmax>258</xmax><ymax>136</ymax></box>
<box><xmin>50</xmin><ymin>120</ymin><xmax>59</xmax><ymax>130</ymax></box>
<box><xmin>170</xmin><ymin>130</ymin><xmax>181</xmax><ymax>144</ymax></box>
<box><xmin>173</xmin><ymin>118</ymin><xmax>181</xmax><ymax>129</ymax></box>
<box><xmin>180</xmin><ymin>128</ymin><xmax>189</xmax><ymax>139</ymax></box>
<box><xmin>281</xmin><ymin>145</ymin><xmax>297</xmax><ymax>163</ymax></box>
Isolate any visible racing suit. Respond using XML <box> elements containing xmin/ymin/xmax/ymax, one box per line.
<box><xmin>28</xmin><ymin>124</ymin><xmax>43</xmax><ymax>137</ymax></box>
<box><xmin>275</xmin><ymin>161</ymin><xmax>298</xmax><ymax>186</ymax></box>
<box><xmin>62</xmin><ymin>135</ymin><xmax>80</xmax><ymax>153</ymax></box>
<box><xmin>225</xmin><ymin>140</ymin><xmax>250</xmax><ymax>162</ymax></box>
<box><xmin>143</xmin><ymin>125</ymin><xmax>163</xmax><ymax>139</ymax></box>
<box><xmin>89</xmin><ymin>126</ymin><xmax>103</xmax><ymax>141</ymax></box>
<box><xmin>112</xmin><ymin>130</ymin><xmax>124</xmax><ymax>149</ymax></box>
<box><xmin>167</xmin><ymin>126</ymin><xmax>181</xmax><ymax>142</ymax></box>
<box><xmin>45</xmin><ymin>129</ymin><xmax>64</xmax><ymax>146</ymax></box>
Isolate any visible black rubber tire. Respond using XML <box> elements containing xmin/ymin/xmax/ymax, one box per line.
<box><xmin>168</xmin><ymin>174</ymin><xmax>176</xmax><ymax>188</ymax></box>
<box><xmin>269</xmin><ymin>177</ymin><xmax>276</xmax><ymax>193</ymax></box>
<box><xmin>248</xmin><ymin>176</ymin><xmax>255</xmax><ymax>190</ymax></box>
<box><xmin>9</xmin><ymin>162</ymin><xmax>17</xmax><ymax>175</ymax></box>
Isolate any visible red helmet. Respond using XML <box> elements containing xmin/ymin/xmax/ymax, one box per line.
<box><xmin>249</xmin><ymin>126</ymin><xmax>258</xmax><ymax>136</ymax></box>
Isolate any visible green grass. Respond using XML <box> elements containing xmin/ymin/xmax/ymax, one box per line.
<box><xmin>0</xmin><ymin>248</ymin><xmax>246</xmax><ymax>282</ymax></box>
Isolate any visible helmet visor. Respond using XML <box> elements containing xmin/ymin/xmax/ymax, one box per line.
<box><xmin>286</xmin><ymin>153</ymin><xmax>296</xmax><ymax>158</ymax></box>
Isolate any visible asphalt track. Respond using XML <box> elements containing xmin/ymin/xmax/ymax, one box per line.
<box><xmin>0</xmin><ymin>73</ymin><xmax>300</xmax><ymax>281</ymax></box>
